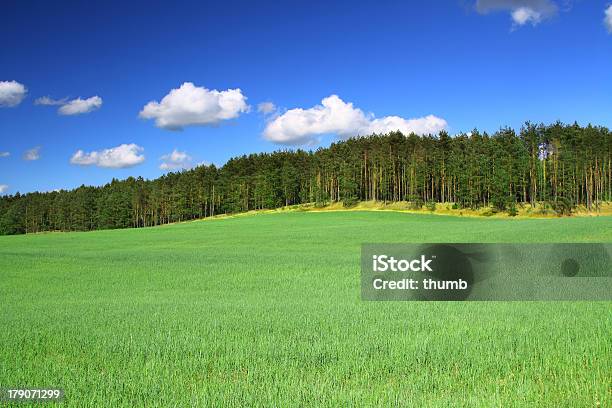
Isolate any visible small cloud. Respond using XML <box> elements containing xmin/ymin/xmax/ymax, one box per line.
<box><xmin>453</xmin><ymin>131</ymin><xmax>474</xmax><ymax>137</ymax></box>
<box><xmin>139</xmin><ymin>82</ymin><xmax>249</xmax><ymax>130</ymax></box>
<box><xmin>511</xmin><ymin>6</ymin><xmax>542</xmax><ymax>25</ymax></box>
<box><xmin>159</xmin><ymin>148</ymin><xmax>193</xmax><ymax>170</ymax></box>
<box><xmin>0</xmin><ymin>80</ymin><xmax>27</xmax><ymax>107</ymax></box>
<box><xmin>70</xmin><ymin>143</ymin><xmax>145</xmax><ymax>168</ymax></box>
<box><xmin>0</xmin><ymin>151</ymin><xmax>9</xmax><ymax>158</ymax></box>
<box><xmin>475</xmin><ymin>0</ymin><xmax>558</xmax><ymax>27</ymax></box>
<box><xmin>34</xmin><ymin>96</ymin><xmax>68</xmax><ymax>106</ymax></box>
<box><xmin>58</xmin><ymin>96</ymin><xmax>103</xmax><ymax>115</ymax></box>
<box><xmin>0</xmin><ymin>184</ymin><xmax>8</xmax><ymax>194</ymax></box>
<box><xmin>257</xmin><ymin>101</ymin><xmax>276</xmax><ymax>115</ymax></box>
<box><xmin>35</xmin><ymin>95</ymin><xmax>102</xmax><ymax>115</ymax></box>
<box><xmin>23</xmin><ymin>146</ymin><xmax>41</xmax><ymax>161</ymax></box>
<box><xmin>605</xmin><ymin>5</ymin><xmax>612</xmax><ymax>33</ymax></box>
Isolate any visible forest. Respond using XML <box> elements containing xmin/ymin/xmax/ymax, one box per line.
<box><xmin>0</xmin><ymin>121</ymin><xmax>610</xmax><ymax>235</ymax></box>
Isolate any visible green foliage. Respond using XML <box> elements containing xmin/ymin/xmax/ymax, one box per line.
<box><xmin>342</xmin><ymin>196</ymin><xmax>358</xmax><ymax>208</ymax></box>
<box><xmin>426</xmin><ymin>201</ymin><xmax>436</xmax><ymax>212</ymax></box>
<box><xmin>314</xmin><ymin>199</ymin><xmax>328</xmax><ymax>208</ymax></box>
<box><xmin>537</xmin><ymin>202</ymin><xmax>556</xmax><ymax>216</ymax></box>
<box><xmin>408</xmin><ymin>195</ymin><xmax>424</xmax><ymax>210</ymax></box>
<box><xmin>507</xmin><ymin>202</ymin><xmax>518</xmax><ymax>217</ymax></box>
<box><xmin>548</xmin><ymin>197</ymin><xmax>575</xmax><ymax>217</ymax></box>
<box><xmin>491</xmin><ymin>196</ymin><xmax>507</xmax><ymax>212</ymax></box>
<box><xmin>1</xmin><ymin>212</ymin><xmax>611</xmax><ymax>406</ymax></box>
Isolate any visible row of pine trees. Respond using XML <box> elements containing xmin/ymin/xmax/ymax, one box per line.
<box><xmin>1</xmin><ymin>122</ymin><xmax>610</xmax><ymax>235</ymax></box>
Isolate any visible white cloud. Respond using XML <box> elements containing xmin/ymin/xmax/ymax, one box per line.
<box><xmin>511</xmin><ymin>6</ymin><xmax>542</xmax><ymax>25</ymax></box>
<box><xmin>0</xmin><ymin>81</ymin><xmax>27</xmax><ymax>107</ymax></box>
<box><xmin>35</xmin><ymin>95</ymin><xmax>102</xmax><ymax>115</ymax></box>
<box><xmin>0</xmin><ymin>184</ymin><xmax>8</xmax><ymax>194</ymax></box>
<box><xmin>263</xmin><ymin>95</ymin><xmax>447</xmax><ymax>145</ymax></box>
<box><xmin>367</xmin><ymin>115</ymin><xmax>449</xmax><ymax>137</ymax></box>
<box><xmin>70</xmin><ymin>144</ymin><xmax>145</xmax><ymax>168</ymax></box>
<box><xmin>263</xmin><ymin>95</ymin><xmax>369</xmax><ymax>145</ymax></box>
<box><xmin>34</xmin><ymin>96</ymin><xmax>68</xmax><ymax>106</ymax></box>
<box><xmin>23</xmin><ymin>146</ymin><xmax>41</xmax><ymax>161</ymax></box>
<box><xmin>257</xmin><ymin>101</ymin><xmax>276</xmax><ymax>114</ymax></box>
<box><xmin>476</xmin><ymin>0</ymin><xmax>557</xmax><ymax>27</ymax></box>
<box><xmin>0</xmin><ymin>152</ymin><xmax>9</xmax><ymax>158</ymax></box>
<box><xmin>139</xmin><ymin>82</ymin><xmax>249</xmax><ymax>130</ymax></box>
<box><xmin>160</xmin><ymin>149</ymin><xmax>193</xmax><ymax>170</ymax></box>
<box><xmin>605</xmin><ymin>5</ymin><xmax>612</xmax><ymax>33</ymax></box>
<box><xmin>58</xmin><ymin>96</ymin><xmax>102</xmax><ymax>115</ymax></box>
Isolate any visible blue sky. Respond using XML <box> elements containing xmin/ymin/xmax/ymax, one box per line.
<box><xmin>1</xmin><ymin>0</ymin><xmax>612</xmax><ymax>194</ymax></box>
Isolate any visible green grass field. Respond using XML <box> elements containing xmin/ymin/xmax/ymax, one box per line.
<box><xmin>1</xmin><ymin>212</ymin><xmax>611</xmax><ymax>407</ymax></box>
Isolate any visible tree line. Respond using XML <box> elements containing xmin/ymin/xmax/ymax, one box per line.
<box><xmin>1</xmin><ymin>121</ymin><xmax>610</xmax><ymax>235</ymax></box>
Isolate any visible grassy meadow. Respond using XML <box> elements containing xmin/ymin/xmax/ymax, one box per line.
<box><xmin>0</xmin><ymin>211</ymin><xmax>611</xmax><ymax>406</ymax></box>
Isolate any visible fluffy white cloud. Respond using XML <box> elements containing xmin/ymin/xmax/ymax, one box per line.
<box><xmin>70</xmin><ymin>144</ymin><xmax>145</xmax><ymax>168</ymax></box>
<box><xmin>0</xmin><ymin>184</ymin><xmax>8</xmax><ymax>194</ymax></box>
<box><xmin>58</xmin><ymin>96</ymin><xmax>102</xmax><ymax>115</ymax></box>
<box><xmin>0</xmin><ymin>81</ymin><xmax>27</xmax><ymax>107</ymax></box>
<box><xmin>367</xmin><ymin>115</ymin><xmax>449</xmax><ymax>136</ymax></box>
<box><xmin>23</xmin><ymin>146</ymin><xmax>41</xmax><ymax>161</ymax></box>
<box><xmin>605</xmin><ymin>5</ymin><xmax>612</xmax><ymax>33</ymax></box>
<box><xmin>0</xmin><ymin>152</ymin><xmax>9</xmax><ymax>158</ymax></box>
<box><xmin>476</xmin><ymin>0</ymin><xmax>557</xmax><ymax>26</ymax></box>
<box><xmin>160</xmin><ymin>149</ymin><xmax>193</xmax><ymax>170</ymax></box>
<box><xmin>263</xmin><ymin>95</ymin><xmax>369</xmax><ymax>144</ymax></box>
<box><xmin>139</xmin><ymin>82</ymin><xmax>249</xmax><ymax>130</ymax></box>
<box><xmin>263</xmin><ymin>95</ymin><xmax>447</xmax><ymax>145</ymax></box>
<box><xmin>34</xmin><ymin>96</ymin><xmax>68</xmax><ymax>106</ymax></box>
<box><xmin>257</xmin><ymin>101</ymin><xmax>276</xmax><ymax>114</ymax></box>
